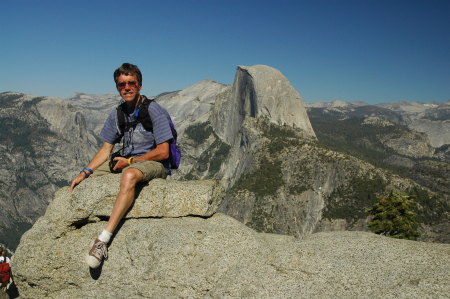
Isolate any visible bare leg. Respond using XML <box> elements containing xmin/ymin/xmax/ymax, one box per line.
<box><xmin>86</xmin><ymin>167</ymin><xmax>144</xmax><ymax>268</ymax></box>
<box><xmin>105</xmin><ymin>167</ymin><xmax>144</xmax><ymax>233</ymax></box>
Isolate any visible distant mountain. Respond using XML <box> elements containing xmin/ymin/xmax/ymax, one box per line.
<box><xmin>2</xmin><ymin>66</ymin><xmax>449</xmax><ymax>251</ymax></box>
<box><xmin>305</xmin><ymin>101</ymin><xmax>449</xmax><ymax>194</ymax></box>
<box><xmin>67</xmin><ymin>92</ymin><xmax>122</xmax><ymax>135</ymax></box>
<box><xmin>0</xmin><ymin>92</ymin><xmax>99</xmax><ymax>250</ymax></box>
<box><xmin>306</xmin><ymin>100</ymin><xmax>368</xmax><ymax>108</ymax></box>
<box><xmin>377</xmin><ymin>101</ymin><xmax>450</xmax><ymax>148</ymax></box>
<box><xmin>306</xmin><ymin>100</ymin><xmax>450</xmax><ymax>148</ymax></box>
<box><xmin>154</xmin><ymin>67</ymin><xmax>448</xmax><ymax>243</ymax></box>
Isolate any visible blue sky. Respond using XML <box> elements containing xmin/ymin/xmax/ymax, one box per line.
<box><xmin>1</xmin><ymin>0</ymin><xmax>449</xmax><ymax>104</ymax></box>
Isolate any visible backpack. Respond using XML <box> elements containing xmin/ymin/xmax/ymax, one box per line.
<box><xmin>0</xmin><ymin>259</ymin><xmax>10</xmax><ymax>284</ymax></box>
<box><xmin>116</xmin><ymin>96</ymin><xmax>181</xmax><ymax>169</ymax></box>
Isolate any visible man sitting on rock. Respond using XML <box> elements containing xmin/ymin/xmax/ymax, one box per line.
<box><xmin>70</xmin><ymin>63</ymin><xmax>173</xmax><ymax>268</ymax></box>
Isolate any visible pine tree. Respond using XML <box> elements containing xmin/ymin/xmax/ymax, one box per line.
<box><xmin>367</xmin><ymin>192</ymin><xmax>420</xmax><ymax>240</ymax></box>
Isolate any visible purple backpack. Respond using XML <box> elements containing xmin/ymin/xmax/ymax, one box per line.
<box><xmin>168</xmin><ymin>118</ymin><xmax>181</xmax><ymax>169</ymax></box>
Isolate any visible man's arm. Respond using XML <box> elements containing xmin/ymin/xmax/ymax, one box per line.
<box><xmin>132</xmin><ymin>142</ymin><xmax>169</xmax><ymax>162</ymax></box>
<box><xmin>69</xmin><ymin>142</ymin><xmax>114</xmax><ymax>191</ymax></box>
<box><xmin>112</xmin><ymin>142</ymin><xmax>169</xmax><ymax>170</ymax></box>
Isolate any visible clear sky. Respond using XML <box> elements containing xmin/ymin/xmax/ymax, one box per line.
<box><xmin>1</xmin><ymin>0</ymin><xmax>449</xmax><ymax>104</ymax></box>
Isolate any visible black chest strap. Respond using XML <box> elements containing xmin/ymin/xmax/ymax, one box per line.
<box><xmin>116</xmin><ymin>96</ymin><xmax>154</xmax><ymax>134</ymax></box>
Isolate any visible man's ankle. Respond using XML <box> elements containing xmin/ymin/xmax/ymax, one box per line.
<box><xmin>98</xmin><ymin>229</ymin><xmax>113</xmax><ymax>243</ymax></box>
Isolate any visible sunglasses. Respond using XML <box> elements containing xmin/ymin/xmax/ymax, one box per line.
<box><xmin>116</xmin><ymin>81</ymin><xmax>138</xmax><ymax>89</ymax></box>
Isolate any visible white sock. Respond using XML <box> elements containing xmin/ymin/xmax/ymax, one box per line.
<box><xmin>98</xmin><ymin>229</ymin><xmax>112</xmax><ymax>243</ymax></box>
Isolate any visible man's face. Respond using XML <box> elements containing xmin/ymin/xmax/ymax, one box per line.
<box><xmin>116</xmin><ymin>74</ymin><xmax>142</xmax><ymax>104</ymax></box>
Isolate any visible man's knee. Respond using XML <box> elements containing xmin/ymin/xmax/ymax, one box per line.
<box><xmin>120</xmin><ymin>168</ymin><xmax>144</xmax><ymax>187</ymax></box>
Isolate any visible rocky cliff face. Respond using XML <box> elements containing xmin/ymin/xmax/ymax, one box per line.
<box><xmin>67</xmin><ymin>93</ymin><xmax>122</xmax><ymax>135</ymax></box>
<box><xmin>378</xmin><ymin>100</ymin><xmax>450</xmax><ymax>148</ymax></box>
<box><xmin>210</xmin><ymin>65</ymin><xmax>316</xmax><ymax>146</ymax></box>
<box><xmin>156</xmin><ymin>66</ymin><xmax>448</xmax><ymax>243</ymax></box>
<box><xmin>219</xmin><ymin>120</ymin><xmax>449</xmax><ymax>242</ymax></box>
<box><xmin>0</xmin><ymin>92</ymin><xmax>99</xmax><ymax>250</ymax></box>
<box><xmin>156</xmin><ymin>79</ymin><xmax>230</xmax><ymax>135</ymax></box>
<box><xmin>159</xmin><ymin>65</ymin><xmax>316</xmax><ymax>189</ymax></box>
<box><xmin>12</xmin><ymin>176</ymin><xmax>450</xmax><ymax>298</ymax></box>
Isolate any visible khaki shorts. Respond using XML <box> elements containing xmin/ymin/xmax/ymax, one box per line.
<box><xmin>92</xmin><ymin>160</ymin><xmax>167</xmax><ymax>181</ymax></box>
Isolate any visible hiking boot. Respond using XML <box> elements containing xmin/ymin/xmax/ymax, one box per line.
<box><xmin>86</xmin><ymin>238</ymin><xmax>108</xmax><ymax>268</ymax></box>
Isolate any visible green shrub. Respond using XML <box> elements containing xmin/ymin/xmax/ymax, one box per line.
<box><xmin>367</xmin><ymin>192</ymin><xmax>420</xmax><ymax>240</ymax></box>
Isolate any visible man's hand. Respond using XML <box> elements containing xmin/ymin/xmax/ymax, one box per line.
<box><xmin>69</xmin><ymin>172</ymin><xmax>87</xmax><ymax>192</ymax></box>
<box><xmin>112</xmin><ymin>156</ymin><xmax>129</xmax><ymax>172</ymax></box>
<box><xmin>69</xmin><ymin>142</ymin><xmax>114</xmax><ymax>192</ymax></box>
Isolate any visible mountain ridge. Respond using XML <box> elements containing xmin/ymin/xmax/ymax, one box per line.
<box><xmin>1</xmin><ymin>65</ymin><xmax>449</xmax><ymax>252</ymax></box>
<box><xmin>0</xmin><ymin>92</ymin><xmax>99</xmax><ymax>250</ymax></box>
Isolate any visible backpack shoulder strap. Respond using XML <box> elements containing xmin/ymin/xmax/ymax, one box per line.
<box><xmin>116</xmin><ymin>102</ymin><xmax>128</xmax><ymax>134</ymax></box>
<box><xmin>137</xmin><ymin>96</ymin><xmax>154</xmax><ymax>132</ymax></box>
